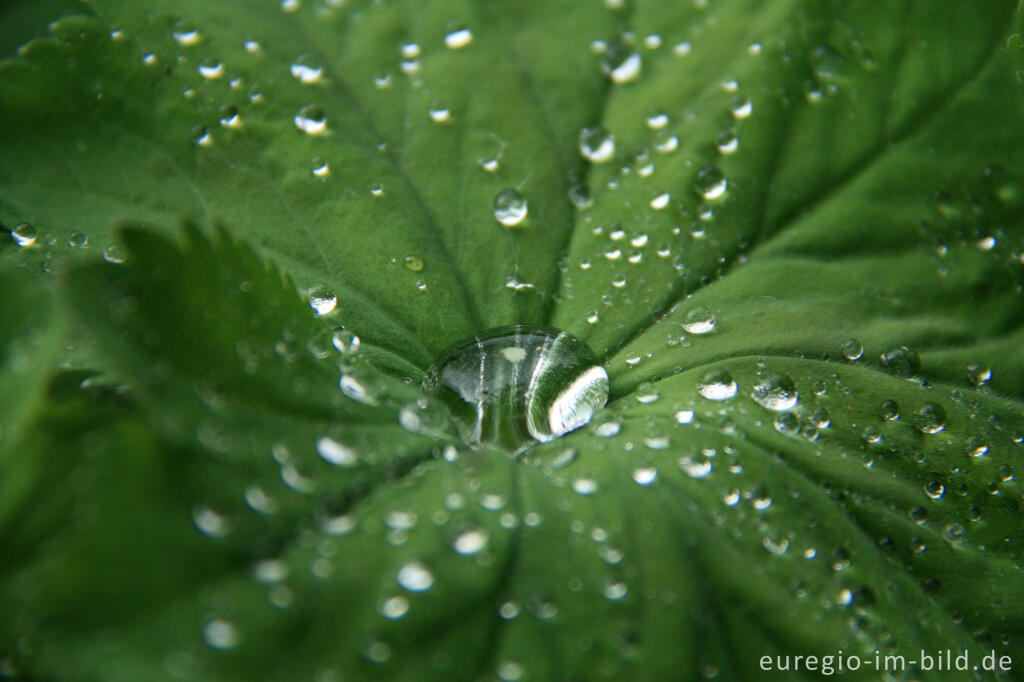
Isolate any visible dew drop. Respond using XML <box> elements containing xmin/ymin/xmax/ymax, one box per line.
<box><xmin>453</xmin><ymin>528</ymin><xmax>489</xmax><ymax>555</ymax></box>
<box><xmin>198</xmin><ymin>58</ymin><xmax>225</xmax><ymax>79</ymax></box>
<box><xmin>681</xmin><ymin>306</ymin><xmax>717</xmax><ymax>334</ymax></box>
<box><xmin>841</xmin><ymin>338</ymin><xmax>864</xmax><ymax>361</ymax></box>
<box><xmin>290</xmin><ymin>53</ymin><xmax>324</xmax><ymax>84</ymax></box>
<box><xmin>730</xmin><ymin>97</ymin><xmax>753</xmax><ymax>119</ymax></box>
<box><xmin>310</xmin><ymin>157</ymin><xmax>330</xmax><ymax>178</ymax></box>
<box><xmin>424</xmin><ymin>326</ymin><xmax>608</xmax><ymax>453</ymax></box>
<box><xmin>881</xmin><ymin>346</ymin><xmax>921</xmax><ymax>378</ymax></box>
<box><xmin>389</xmin><ymin>566</ymin><xmax>434</xmax><ymax>600</ymax></box>
<box><xmin>878</xmin><ymin>400</ymin><xmax>900</xmax><ymax>421</ymax></box>
<box><xmin>428</xmin><ymin>102</ymin><xmax>452</xmax><ymax>123</ymax></box>
<box><xmin>697</xmin><ymin>369</ymin><xmax>737</xmax><ymax>400</ymax></box>
<box><xmin>493</xmin><ymin>189</ymin><xmax>528</xmax><ymax>227</ymax></box>
<box><xmin>716</xmin><ymin>130</ymin><xmax>739</xmax><ymax>154</ymax></box>
<box><xmin>306</xmin><ymin>285</ymin><xmax>337</xmax><ymax>315</ymax></box>
<box><xmin>202</xmin><ymin>619</ymin><xmax>241</xmax><ymax>650</ymax></box>
<box><xmin>172</xmin><ymin>20</ymin><xmax>201</xmax><ymax>46</ymax></box>
<box><xmin>10</xmin><ymin>223</ymin><xmax>37</xmax><ymax>247</ymax></box>
<box><xmin>966</xmin><ymin>364</ymin><xmax>992</xmax><ymax>387</ymax></box>
<box><xmin>601</xmin><ymin>43</ymin><xmax>641</xmax><ymax>83</ymax></box>
<box><xmin>403</xmin><ymin>255</ymin><xmax>424</xmax><ymax>272</ymax></box>
<box><xmin>632</xmin><ymin>467</ymin><xmax>657</xmax><ymax>485</ymax></box>
<box><xmin>635</xmin><ymin>382</ymin><xmax>659</xmax><ymax>403</ymax></box>
<box><xmin>913</xmin><ymin>403</ymin><xmax>947</xmax><ymax>434</ymax></box>
<box><xmin>192</xmin><ymin>125</ymin><xmax>213</xmax><ymax>147</ymax></box>
<box><xmin>695</xmin><ymin>165</ymin><xmax>727</xmax><ymax>200</ymax></box>
<box><xmin>573</xmin><ymin>478</ymin><xmax>599</xmax><ymax>495</ymax></box>
<box><xmin>380</xmin><ymin>595</ymin><xmax>410</xmax><ymax>619</ymax></box>
<box><xmin>751</xmin><ymin>374</ymin><xmax>798</xmax><ymax>411</ymax></box>
<box><xmin>292</xmin><ymin>105</ymin><xmax>329</xmax><ymax>136</ymax></box>
<box><xmin>103</xmin><ymin>244</ymin><xmax>127</xmax><ymax>264</ymax></box>
<box><xmin>444</xmin><ymin>27</ymin><xmax>473</xmax><ymax>50</ymax></box>
<box><xmin>316</xmin><ymin>436</ymin><xmax>357</xmax><ymax>467</ymax></box>
<box><xmin>924</xmin><ymin>480</ymin><xmax>945</xmax><ymax>500</ymax></box>
<box><xmin>579</xmin><ymin>126</ymin><xmax>616</xmax><ymax>163</ymax></box>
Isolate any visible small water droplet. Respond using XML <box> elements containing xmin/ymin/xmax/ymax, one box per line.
<box><xmin>172</xmin><ymin>20</ymin><xmax>201</xmax><ymax>46</ymax></box>
<box><xmin>316</xmin><ymin>436</ymin><xmax>357</xmax><ymax>467</ymax></box>
<box><xmin>924</xmin><ymin>480</ymin><xmax>945</xmax><ymax>500</ymax></box>
<box><xmin>310</xmin><ymin>157</ymin><xmax>330</xmax><ymax>178</ymax></box>
<box><xmin>444</xmin><ymin>27</ymin><xmax>473</xmax><ymax>50</ymax></box>
<box><xmin>306</xmin><ymin>285</ymin><xmax>337</xmax><ymax>315</ymax></box>
<box><xmin>715</xmin><ymin>130</ymin><xmax>738</xmax><ymax>154</ymax></box>
<box><xmin>913</xmin><ymin>403</ymin><xmax>947</xmax><ymax>434</ymax></box>
<box><xmin>635</xmin><ymin>382</ymin><xmax>659</xmax><ymax>403</ymax></box>
<box><xmin>291</xmin><ymin>53</ymin><xmax>324</xmax><ymax>84</ymax></box>
<box><xmin>572</xmin><ymin>478</ymin><xmax>599</xmax><ymax>495</ymax></box>
<box><xmin>730</xmin><ymin>97</ymin><xmax>753</xmax><ymax>119</ymax></box>
<box><xmin>579</xmin><ymin>126</ymin><xmax>616</xmax><ymax>163</ymax></box>
<box><xmin>202</xmin><ymin>619</ymin><xmax>241</xmax><ymax>650</ymax></box>
<box><xmin>396</xmin><ymin>560</ymin><xmax>434</xmax><ymax>592</ymax></box>
<box><xmin>219</xmin><ymin>104</ymin><xmax>242</xmax><ymax>129</ymax></box>
<box><xmin>198</xmin><ymin>58</ymin><xmax>225</xmax><ymax>79</ymax></box>
<box><xmin>751</xmin><ymin>374</ymin><xmax>798</xmax><ymax>411</ymax></box>
<box><xmin>878</xmin><ymin>399</ymin><xmax>900</xmax><ymax>421</ymax></box>
<box><xmin>493</xmin><ymin>189</ymin><xmax>528</xmax><ymax>227</ymax></box>
<box><xmin>380</xmin><ymin>595</ymin><xmax>410</xmax><ymax>619</ymax></box>
<box><xmin>695</xmin><ymin>165</ymin><xmax>727</xmax><ymax>200</ymax></box>
<box><xmin>632</xmin><ymin>467</ymin><xmax>657</xmax><ymax>485</ymax></box>
<box><xmin>453</xmin><ymin>528</ymin><xmax>489</xmax><ymax>555</ymax></box>
<box><xmin>881</xmin><ymin>346</ymin><xmax>921</xmax><ymax>378</ymax></box>
<box><xmin>403</xmin><ymin>255</ymin><xmax>424</xmax><ymax>272</ymax></box>
<box><xmin>841</xmin><ymin>338</ymin><xmax>863</xmax><ymax>361</ymax></box>
<box><xmin>192</xmin><ymin>125</ymin><xmax>213</xmax><ymax>147</ymax></box>
<box><xmin>697</xmin><ymin>369</ymin><xmax>737</xmax><ymax>400</ymax></box>
<box><xmin>601</xmin><ymin>43</ymin><xmax>641</xmax><ymax>83</ymax></box>
<box><xmin>10</xmin><ymin>223</ymin><xmax>37</xmax><ymax>247</ymax></box>
<box><xmin>681</xmin><ymin>306</ymin><xmax>717</xmax><ymax>334</ymax></box>
<box><xmin>103</xmin><ymin>244</ymin><xmax>127</xmax><ymax>264</ymax></box>
<box><xmin>966</xmin><ymin>364</ymin><xmax>992</xmax><ymax>387</ymax></box>
<box><xmin>294</xmin><ymin>104</ymin><xmax>328</xmax><ymax>135</ymax></box>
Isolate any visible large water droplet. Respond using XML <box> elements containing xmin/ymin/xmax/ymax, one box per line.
<box><xmin>397</xmin><ymin>561</ymin><xmax>434</xmax><ymax>592</ymax></box>
<box><xmin>290</xmin><ymin>53</ymin><xmax>324</xmax><ymax>84</ymax></box>
<box><xmin>444</xmin><ymin>27</ymin><xmax>473</xmax><ymax>50</ymax></box>
<box><xmin>424</xmin><ymin>325</ymin><xmax>609</xmax><ymax>453</ymax></box>
<box><xmin>493</xmin><ymin>189</ymin><xmax>528</xmax><ymax>227</ymax></box>
<box><xmin>751</xmin><ymin>373</ymin><xmax>798</xmax><ymax>411</ymax></box>
<box><xmin>681</xmin><ymin>305</ymin><xmax>717</xmax><ymax>334</ymax></box>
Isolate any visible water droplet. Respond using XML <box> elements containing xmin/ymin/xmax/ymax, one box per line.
<box><xmin>966</xmin><ymin>364</ymin><xmax>992</xmax><ymax>387</ymax></box>
<box><xmin>810</xmin><ymin>45</ymin><xmax>843</xmax><ymax>81</ymax></box>
<box><xmin>172</xmin><ymin>20</ymin><xmax>201</xmax><ymax>46</ymax></box>
<box><xmin>396</xmin><ymin>561</ymin><xmax>434</xmax><ymax>592</ymax></box>
<box><xmin>424</xmin><ymin>326</ymin><xmax>608</xmax><ymax>453</ymax></box>
<box><xmin>632</xmin><ymin>467</ymin><xmax>657</xmax><ymax>485</ymax></box>
<box><xmin>198</xmin><ymin>58</ymin><xmax>225</xmax><ymax>79</ymax></box>
<box><xmin>673</xmin><ymin>41</ymin><xmax>692</xmax><ymax>56</ymax></box>
<box><xmin>913</xmin><ymin>403</ymin><xmax>947</xmax><ymax>434</ymax></box>
<box><xmin>579</xmin><ymin>126</ymin><xmax>616</xmax><ymax>163</ymax></box>
<box><xmin>679</xmin><ymin>456</ymin><xmax>712</xmax><ymax>478</ymax></box>
<box><xmin>290</xmin><ymin>53</ymin><xmax>324</xmax><ymax>84</ymax></box>
<box><xmin>219</xmin><ymin>104</ymin><xmax>242</xmax><ymax>129</ymax></box>
<box><xmin>878</xmin><ymin>400</ymin><xmax>900</xmax><ymax>421</ymax></box>
<box><xmin>649</xmin><ymin>192</ymin><xmax>670</xmax><ymax>210</ymax></box>
<box><xmin>202</xmin><ymin>619</ymin><xmax>241</xmax><ymax>650</ymax></box>
<box><xmin>493</xmin><ymin>189</ymin><xmax>528</xmax><ymax>227</ymax></box>
<box><xmin>294</xmin><ymin>104</ymin><xmax>328</xmax><ymax>135</ymax></box>
<box><xmin>316</xmin><ymin>436</ymin><xmax>357</xmax><ymax>467</ymax></box>
<box><xmin>774</xmin><ymin>412</ymin><xmax>799</xmax><ymax>435</ymax></box>
<box><xmin>697</xmin><ymin>369</ymin><xmax>737</xmax><ymax>400</ymax></box>
<box><xmin>306</xmin><ymin>285</ymin><xmax>337</xmax><ymax>315</ymax></box>
<box><xmin>715</xmin><ymin>130</ymin><xmax>738</xmax><ymax>154</ymax></box>
<box><xmin>192</xmin><ymin>125</ymin><xmax>213</xmax><ymax>147</ymax></box>
<box><xmin>601</xmin><ymin>43</ymin><xmax>641</xmax><ymax>83</ymax></box>
<box><xmin>453</xmin><ymin>528</ymin><xmax>489</xmax><ymax>555</ymax></box>
<box><xmin>68</xmin><ymin>232</ymin><xmax>90</xmax><ymax>249</ymax></box>
<box><xmin>841</xmin><ymin>338</ymin><xmax>863</xmax><ymax>361</ymax></box>
<box><xmin>751</xmin><ymin>374</ymin><xmax>798</xmax><ymax>411</ymax></box>
<box><xmin>695</xmin><ymin>166</ymin><xmax>727</xmax><ymax>200</ymax></box>
<box><xmin>591</xmin><ymin>416</ymin><xmax>621</xmax><ymax>437</ymax></box>
<box><xmin>103</xmin><ymin>244</ymin><xmax>127</xmax><ymax>264</ymax></box>
<box><xmin>569</xmin><ymin>183</ymin><xmax>593</xmax><ymax>209</ymax></box>
<box><xmin>191</xmin><ymin>504</ymin><xmax>231</xmax><ymax>538</ymax></box>
<box><xmin>646</xmin><ymin>111</ymin><xmax>669</xmax><ymax>129</ymax></box>
<box><xmin>310</xmin><ymin>157</ymin><xmax>330</xmax><ymax>178</ymax></box>
<box><xmin>730</xmin><ymin>97</ymin><xmax>753</xmax><ymax>119</ymax></box>
<box><xmin>674</xmin><ymin>409</ymin><xmax>694</xmax><ymax>424</ymax></box>
<box><xmin>428</xmin><ymin>102</ymin><xmax>452</xmax><ymax>123</ymax></box>
<box><xmin>380</xmin><ymin>595</ymin><xmax>409</xmax><ymax>619</ymax></box>
<box><xmin>809</xmin><ymin>406</ymin><xmax>831</xmax><ymax>429</ymax></box>
<box><xmin>10</xmin><ymin>223</ymin><xmax>37</xmax><ymax>247</ymax></box>
<box><xmin>403</xmin><ymin>255</ymin><xmax>424</xmax><ymax>272</ymax></box>
<box><xmin>331</xmin><ymin>328</ymin><xmax>360</xmax><ymax>354</ymax></box>
<box><xmin>681</xmin><ymin>306</ymin><xmax>717</xmax><ymax>334</ymax></box>
<box><xmin>881</xmin><ymin>346</ymin><xmax>921</xmax><ymax>378</ymax></box>
<box><xmin>635</xmin><ymin>382</ymin><xmax>659</xmax><ymax>403</ymax></box>
<box><xmin>924</xmin><ymin>480</ymin><xmax>945</xmax><ymax>500</ymax></box>
<box><xmin>444</xmin><ymin>27</ymin><xmax>473</xmax><ymax>50</ymax></box>
<box><xmin>572</xmin><ymin>477</ymin><xmax>599</xmax><ymax>495</ymax></box>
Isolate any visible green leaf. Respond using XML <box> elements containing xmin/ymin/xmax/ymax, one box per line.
<box><xmin>3</xmin><ymin>0</ymin><xmax>1024</xmax><ymax>680</ymax></box>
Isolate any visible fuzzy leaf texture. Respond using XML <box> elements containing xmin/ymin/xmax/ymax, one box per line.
<box><xmin>1</xmin><ymin>1</ymin><xmax>1024</xmax><ymax>681</ymax></box>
